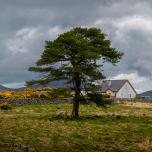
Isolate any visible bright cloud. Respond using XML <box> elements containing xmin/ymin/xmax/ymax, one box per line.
<box><xmin>5</xmin><ymin>27</ymin><xmax>41</xmax><ymax>54</ymax></box>
<box><xmin>3</xmin><ymin>82</ymin><xmax>25</xmax><ymax>88</ymax></box>
<box><xmin>48</xmin><ymin>26</ymin><xmax>67</xmax><ymax>39</ymax></box>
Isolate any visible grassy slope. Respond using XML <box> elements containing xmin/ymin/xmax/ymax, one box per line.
<box><xmin>0</xmin><ymin>103</ymin><xmax>152</xmax><ymax>152</ymax></box>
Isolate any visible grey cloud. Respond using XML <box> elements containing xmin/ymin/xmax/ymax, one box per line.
<box><xmin>0</xmin><ymin>0</ymin><xmax>152</xmax><ymax>91</ymax></box>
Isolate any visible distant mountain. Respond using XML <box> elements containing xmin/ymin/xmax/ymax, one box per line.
<box><xmin>138</xmin><ymin>90</ymin><xmax>152</xmax><ymax>98</ymax></box>
<box><xmin>0</xmin><ymin>85</ymin><xmax>12</xmax><ymax>91</ymax></box>
<box><xmin>0</xmin><ymin>80</ymin><xmax>69</xmax><ymax>92</ymax></box>
<box><xmin>0</xmin><ymin>84</ymin><xmax>25</xmax><ymax>92</ymax></box>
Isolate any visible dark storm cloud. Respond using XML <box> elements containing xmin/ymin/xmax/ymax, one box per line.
<box><xmin>0</xmin><ymin>0</ymin><xmax>152</xmax><ymax>91</ymax></box>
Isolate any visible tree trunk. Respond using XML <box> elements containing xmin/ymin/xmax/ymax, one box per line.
<box><xmin>72</xmin><ymin>90</ymin><xmax>80</xmax><ymax>117</ymax></box>
<box><xmin>71</xmin><ymin>72</ymin><xmax>81</xmax><ymax>118</ymax></box>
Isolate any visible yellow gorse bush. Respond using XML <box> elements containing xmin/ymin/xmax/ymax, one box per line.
<box><xmin>0</xmin><ymin>88</ymin><xmax>70</xmax><ymax>99</ymax></box>
<box><xmin>0</xmin><ymin>88</ymin><xmax>61</xmax><ymax>99</ymax></box>
<box><xmin>0</xmin><ymin>91</ymin><xmax>13</xmax><ymax>99</ymax></box>
<box><xmin>0</xmin><ymin>89</ymin><xmax>47</xmax><ymax>99</ymax></box>
<box><xmin>0</xmin><ymin>102</ymin><xmax>12</xmax><ymax>110</ymax></box>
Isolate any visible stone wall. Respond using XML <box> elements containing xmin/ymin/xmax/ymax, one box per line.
<box><xmin>0</xmin><ymin>98</ymin><xmax>51</xmax><ymax>105</ymax></box>
<box><xmin>0</xmin><ymin>98</ymin><xmax>73</xmax><ymax>105</ymax></box>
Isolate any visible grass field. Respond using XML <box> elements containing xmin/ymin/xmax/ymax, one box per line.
<box><xmin>0</xmin><ymin>102</ymin><xmax>152</xmax><ymax>152</ymax></box>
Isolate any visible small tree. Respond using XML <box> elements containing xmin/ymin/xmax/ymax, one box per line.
<box><xmin>27</xmin><ymin>27</ymin><xmax>123</xmax><ymax>117</ymax></box>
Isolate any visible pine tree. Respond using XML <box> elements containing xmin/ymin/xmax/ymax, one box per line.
<box><xmin>27</xmin><ymin>27</ymin><xmax>123</xmax><ymax>117</ymax></box>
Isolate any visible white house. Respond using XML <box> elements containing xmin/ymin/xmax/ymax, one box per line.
<box><xmin>100</xmin><ymin>80</ymin><xmax>137</xmax><ymax>99</ymax></box>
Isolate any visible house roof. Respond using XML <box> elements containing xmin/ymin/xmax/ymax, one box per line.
<box><xmin>101</xmin><ymin>80</ymin><xmax>130</xmax><ymax>92</ymax></box>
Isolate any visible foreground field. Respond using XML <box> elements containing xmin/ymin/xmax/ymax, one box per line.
<box><xmin>0</xmin><ymin>102</ymin><xmax>152</xmax><ymax>152</ymax></box>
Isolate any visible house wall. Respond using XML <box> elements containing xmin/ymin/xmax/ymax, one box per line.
<box><xmin>106</xmin><ymin>89</ymin><xmax>115</xmax><ymax>97</ymax></box>
<box><xmin>116</xmin><ymin>82</ymin><xmax>136</xmax><ymax>99</ymax></box>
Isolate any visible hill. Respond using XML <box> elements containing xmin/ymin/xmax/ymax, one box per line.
<box><xmin>0</xmin><ymin>80</ymin><xmax>69</xmax><ymax>92</ymax></box>
<box><xmin>138</xmin><ymin>90</ymin><xmax>152</xmax><ymax>98</ymax></box>
<box><xmin>0</xmin><ymin>85</ymin><xmax>12</xmax><ymax>91</ymax></box>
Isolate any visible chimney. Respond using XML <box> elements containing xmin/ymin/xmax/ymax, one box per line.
<box><xmin>108</xmin><ymin>80</ymin><xmax>112</xmax><ymax>87</ymax></box>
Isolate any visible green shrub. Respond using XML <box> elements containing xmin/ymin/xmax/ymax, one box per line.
<box><xmin>48</xmin><ymin>88</ymin><xmax>72</xmax><ymax>99</ymax></box>
<box><xmin>102</xmin><ymin>93</ymin><xmax>110</xmax><ymax>98</ymax></box>
<box><xmin>79</xmin><ymin>95</ymin><xmax>87</xmax><ymax>103</ymax></box>
<box><xmin>87</xmin><ymin>93</ymin><xmax>113</xmax><ymax>107</ymax></box>
<box><xmin>0</xmin><ymin>102</ymin><xmax>12</xmax><ymax>110</ymax></box>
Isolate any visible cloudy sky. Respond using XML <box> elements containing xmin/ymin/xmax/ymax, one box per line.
<box><xmin>1</xmin><ymin>0</ymin><xmax>152</xmax><ymax>93</ymax></box>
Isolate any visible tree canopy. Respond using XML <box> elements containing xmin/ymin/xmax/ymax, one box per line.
<box><xmin>27</xmin><ymin>27</ymin><xmax>123</xmax><ymax>117</ymax></box>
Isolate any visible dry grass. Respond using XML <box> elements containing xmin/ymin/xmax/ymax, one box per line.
<box><xmin>0</xmin><ymin>102</ymin><xmax>152</xmax><ymax>152</ymax></box>
<box><xmin>125</xmin><ymin>101</ymin><xmax>152</xmax><ymax>108</ymax></box>
<box><xmin>138</xmin><ymin>138</ymin><xmax>152</xmax><ymax>152</ymax></box>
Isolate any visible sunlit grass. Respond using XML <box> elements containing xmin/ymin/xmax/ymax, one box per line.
<box><xmin>0</xmin><ymin>102</ymin><xmax>152</xmax><ymax>152</ymax></box>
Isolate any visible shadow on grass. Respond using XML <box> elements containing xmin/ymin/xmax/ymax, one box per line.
<box><xmin>44</xmin><ymin>114</ymin><xmax>152</xmax><ymax>124</ymax></box>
